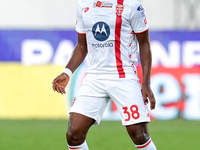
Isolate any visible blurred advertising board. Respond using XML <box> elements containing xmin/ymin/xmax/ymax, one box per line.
<box><xmin>0</xmin><ymin>30</ymin><xmax>200</xmax><ymax>120</ymax></box>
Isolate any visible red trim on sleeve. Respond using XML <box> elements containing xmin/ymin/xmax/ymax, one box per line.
<box><xmin>76</xmin><ymin>31</ymin><xmax>86</xmax><ymax>35</ymax></box>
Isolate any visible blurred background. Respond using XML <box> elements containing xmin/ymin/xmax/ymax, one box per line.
<box><xmin>0</xmin><ymin>0</ymin><xmax>200</xmax><ymax>149</ymax></box>
<box><xmin>1</xmin><ymin>0</ymin><xmax>199</xmax><ymax>120</ymax></box>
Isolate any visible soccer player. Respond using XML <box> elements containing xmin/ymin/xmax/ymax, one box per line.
<box><xmin>52</xmin><ymin>0</ymin><xmax>157</xmax><ymax>149</ymax></box>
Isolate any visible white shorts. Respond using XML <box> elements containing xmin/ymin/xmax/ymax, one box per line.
<box><xmin>69</xmin><ymin>75</ymin><xmax>150</xmax><ymax>126</ymax></box>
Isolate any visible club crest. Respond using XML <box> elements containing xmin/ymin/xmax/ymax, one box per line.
<box><xmin>116</xmin><ymin>4</ymin><xmax>124</xmax><ymax>16</ymax></box>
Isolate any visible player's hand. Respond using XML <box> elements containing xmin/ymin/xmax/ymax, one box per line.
<box><xmin>52</xmin><ymin>73</ymin><xmax>70</xmax><ymax>94</ymax></box>
<box><xmin>141</xmin><ymin>84</ymin><xmax>156</xmax><ymax>110</ymax></box>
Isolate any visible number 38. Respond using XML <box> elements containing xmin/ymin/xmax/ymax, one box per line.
<box><xmin>123</xmin><ymin>105</ymin><xmax>140</xmax><ymax>121</ymax></box>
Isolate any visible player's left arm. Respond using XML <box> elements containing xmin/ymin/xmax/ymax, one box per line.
<box><xmin>136</xmin><ymin>30</ymin><xmax>156</xmax><ymax>110</ymax></box>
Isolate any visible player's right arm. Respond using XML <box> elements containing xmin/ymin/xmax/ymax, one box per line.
<box><xmin>52</xmin><ymin>33</ymin><xmax>87</xmax><ymax>94</ymax></box>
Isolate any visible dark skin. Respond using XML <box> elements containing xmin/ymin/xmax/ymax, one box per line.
<box><xmin>52</xmin><ymin>34</ymin><xmax>88</xmax><ymax>94</ymax></box>
<box><xmin>52</xmin><ymin>30</ymin><xmax>156</xmax><ymax>146</ymax></box>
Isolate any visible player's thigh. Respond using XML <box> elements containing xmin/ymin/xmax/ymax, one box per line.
<box><xmin>107</xmin><ymin>78</ymin><xmax>150</xmax><ymax>126</ymax></box>
<box><xmin>67</xmin><ymin>112</ymin><xmax>95</xmax><ymax>136</ymax></box>
<box><xmin>126</xmin><ymin>122</ymin><xmax>149</xmax><ymax>138</ymax></box>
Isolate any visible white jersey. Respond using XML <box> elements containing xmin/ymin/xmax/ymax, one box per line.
<box><xmin>76</xmin><ymin>0</ymin><xmax>148</xmax><ymax>79</ymax></box>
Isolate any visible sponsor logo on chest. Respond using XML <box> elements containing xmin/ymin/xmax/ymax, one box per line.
<box><xmin>92</xmin><ymin>21</ymin><xmax>113</xmax><ymax>48</ymax></box>
<box><xmin>92</xmin><ymin>21</ymin><xmax>110</xmax><ymax>41</ymax></box>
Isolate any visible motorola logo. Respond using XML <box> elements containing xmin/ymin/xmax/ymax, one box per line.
<box><xmin>92</xmin><ymin>22</ymin><xmax>110</xmax><ymax>41</ymax></box>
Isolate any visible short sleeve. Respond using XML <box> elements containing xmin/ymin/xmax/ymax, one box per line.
<box><xmin>130</xmin><ymin>3</ymin><xmax>149</xmax><ymax>33</ymax></box>
<box><xmin>75</xmin><ymin>2</ymin><xmax>86</xmax><ymax>34</ymax></box>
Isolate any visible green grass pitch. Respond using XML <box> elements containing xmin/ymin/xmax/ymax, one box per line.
<box><xmin>0</xmin><ymin>119</ymin><xmax>200</xmax><ymax>150</ymax></box>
